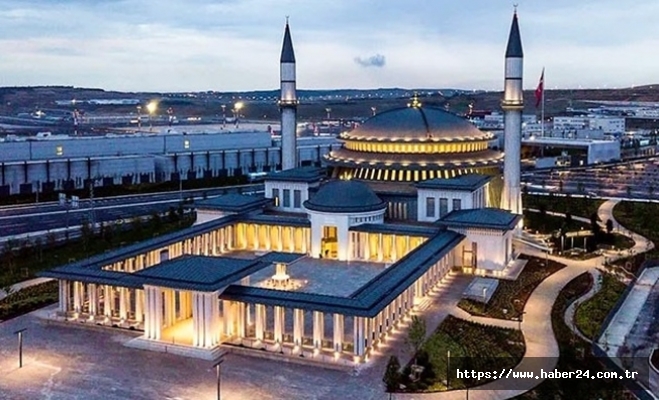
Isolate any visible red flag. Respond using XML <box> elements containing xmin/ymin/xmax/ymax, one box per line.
<box><xmin>535</xmin><ymin>68</ymin><xmax>544</xmax><ymax>108</ymax></box>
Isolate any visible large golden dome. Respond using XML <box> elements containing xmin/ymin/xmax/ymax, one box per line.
<box><xmin>324</xmin><ymin>102</ymin><xmax>503</xmax><ymax>183</ymax></box>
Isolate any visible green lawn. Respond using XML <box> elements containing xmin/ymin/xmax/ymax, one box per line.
<box><xmin>0</xmin><ymin>281</ymin><xmax>58</xmax><ymax>322</ymax></box>
<box><xmin>400</xmin><ymin>315</ymin><xmax>525</xmax><ymax>392</ymax></box>
<box><xmin>574</xmin><ymin>273</ymin><xmax>627</xmax><ymax>340</ymax></box>
<box><xmin>0</xmin><ymin>211</ymin><xmax>195</xmax><ymax>286</ymax></box>
<box><xmin>457</xmin><ymin>255</ymin><xmax>566</xmax><ymax>320</ymax></box>
<box><xmin>514</xmin><ymin>272</ymin><xmax>633</xmax><ymax>399</ymax></box>
<box><xmin>612</xmin><ymin>201</ymin><xmax>659</xmax><ymax>272</ymax></box>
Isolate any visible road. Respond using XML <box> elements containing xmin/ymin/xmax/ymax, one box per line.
<box><xmin>0</xmin><ymin>184</ymin><xmax>263</xmax><ymax>238</ymax></box>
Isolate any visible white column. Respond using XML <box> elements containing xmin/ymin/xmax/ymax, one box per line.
<box><xmin>313</xmin><ymin>311</ymin><xmax>324</xmax><ymax>349</ymax></box>
<box><xmin>203</xmin><ymin>293</ymin><xmax>213</xmax><ymax>347</ymax></box>
<box><xmin>119</xmin><ymin>287</ymin><xmax>127</xmax><ymax>320</ymax></box>
<box><xmin>88</xmin><ymin>284</ymin><xmax>97</xmax><ymax>316</ymax></box>
<box><xmin>59</xmin><ymin>280</ymin><xmax>70</xmax><ymax>313</ymax></box>
<box><xmin>104</xmin><ymin>285</ymin><xmax>113</xmax><ymax>318</ymax></box>
<box><xmin>73</xmin><ymin>281</ymin><xmax>82</xmax><ymax>313</ymax></box>
<box><xmin>135</xmin><ymin>289</ymin><xmax>143</xmax><ymax>322</ymax></box>
<box><xmin>353</xmin><ymin>316</ymin><xmax>365</xmax><ymax>357</ymax></box>
<box><xmin>192</xmin><ymin>291</ymin><xmax>200</xmax><ymax>346</ymax></box>
<box><xmin>223</xmin><ymin>300</ymin><xmax>233</xmax><ymax>337</ymax></box>
<box><xmin>236</xmin><ymin>302</ymin><xmax>246</xmax><ymax>338</ymax></box>
<box><xmin>274</xmin><ymin>306</ymin><xmax>284</xmax><ymax>344</ymax></box>
<box><xmin>293</xmin><ymin>308</ymin><xmax>304</xmax><ymax>347</ymax></box>
<box><xmin>255</xmin><ymin>304</ymin><xmax>266</xmax><ymax>341</ymax></box>
<box><xmin>376</xmin><ymin>234</ymin><xmax>383</xmax><ymax>262</ymax></box>
<box><xmin>153</xmin><ymin>287</ymin><xmax>162</xmax><ymax>340</ymax></box>
<box><xmin>333</xmin><ymin>313</ymin><xmax>344</xmax><ymax>353</ymax></box>
<box><xmin>278</xmin><ymin>226</ymin><xmax>283</xmax><ymax>251</ymax></box>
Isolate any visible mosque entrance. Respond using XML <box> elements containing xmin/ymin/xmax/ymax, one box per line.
<box><xmin>321</xmin><ymin>226</ymin><xmax>338</xmax><ymax>259</ymax></box>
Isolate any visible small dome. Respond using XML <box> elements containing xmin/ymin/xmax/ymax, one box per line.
<box><xmin>304</xmin><ymin>180</ymin><xmax>386</xmax><ymax>213</ymax></box>
<box><xmin>343</xmin><ymin>106</ymin><xmax>488</xmax><ymax>142</ymax></box>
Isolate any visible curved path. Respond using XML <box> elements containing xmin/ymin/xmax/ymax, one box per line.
<box><xmin>398</xmin><ymin>199</ymin><xmax>653</xmax><ymax>400</ymax></box>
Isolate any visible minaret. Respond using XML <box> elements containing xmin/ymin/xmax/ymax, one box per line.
<box><xmin>500</xmin><ymin>10</ymin><xmax>524</xmax><ymax>217</ymax></box>
<box><xmin>279</xmin><ymin>19</ymin><xmax>298</xmax><ymax>171</ymax></box>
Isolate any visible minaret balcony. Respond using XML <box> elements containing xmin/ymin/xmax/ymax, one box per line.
<box><xmin>278</xmin><ymin>99</ymin><xmax>299</xmax><ymax>106</ymax></box>
<box><xmin>501</xmin><ymin>100</ymin><xmax>524</xmax><ymax>110</ymax></box>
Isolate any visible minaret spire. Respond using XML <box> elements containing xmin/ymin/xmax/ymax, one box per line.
<box><xmin>500</xmin><ymin>9</ymin><xmax>524</xmax><ymax>220</ymax></box>
<box><xmin>279</xmin><ymin>18</ymin><xmax>298</xmax><ymax>170</ymax></box>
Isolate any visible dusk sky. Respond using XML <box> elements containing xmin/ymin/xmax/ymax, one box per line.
<box><xmin>0</xmin><ymin>0</ymin><xmax>657</xmax><ymax>92</ymax></box>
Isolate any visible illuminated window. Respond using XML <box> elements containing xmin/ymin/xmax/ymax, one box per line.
<box><xmin>184</xmin><ymin>139</ymin><xmax>190</xmax><ymax>149</ymax></box>
<box><xmin>56</xmin><ymin>145</ymin><xmax>63</xmax><ymax>156</ymax></box>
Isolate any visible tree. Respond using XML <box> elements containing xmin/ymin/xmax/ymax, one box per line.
<box><xmin>383</xmin><ymin>355</ymin><xmax>402</xmax><ymax>394</ymax></box>
<box><xmin>626</xmin><ymin>186</ymin><xmax>632</xmax><ymax>198</ymax></box>
<box><xmin>406</xmin><ymin>315</ymin><xmax>427</xmax><ymax>365</ymax></box>
<box><xmin>80</xmin><ymin>218</ymin><xmax>94</xmax><ymax>252</ymax></box>
<box><xmin>606</xmin><ymin>219</ymin><xmax>614</xmax><ymax>234</ymax></box>
<box><xmin>558</xmin><ymin>179</ymin><xmax>564</xmax><ymax>193</ymax></box>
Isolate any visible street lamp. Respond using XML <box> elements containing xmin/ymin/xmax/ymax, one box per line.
<box><xmin>482</xmin><ymin>287</ymin><xmax>488</xmax><ymax>313</ymax></box>
<box><xmin>221</xmin><ymin>105</ymin><xmax>227</xmax><ymax>126</ymax></box>
<box><xmin>14</xmin><ymin>328</ymin><xmax>26</xmax><ymax>368</ymax></box>
<box><xmin>325</xmin><ymin>107</ymin><xmax>332</xmax><ymax>120</ymax></box>
<box><xmin>213</xmin><ymin>351</ymin><xmax>228</xmax><ymax>400</ymax></box>
<box><xmin>446</xmin><ymin>349</ymin><xmax>451</xmax><ymax>390</ymax></box>
<box><xmin>371</xmin><ymin>106</ymin><xmax>377</xmax><ymax>117</ymax></box>
<box><xmin>146</xmin><ymin>101</ymin><xmax>158</xmax><ymax>131</ymax></box>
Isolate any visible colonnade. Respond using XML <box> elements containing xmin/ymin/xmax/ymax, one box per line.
<box><xmin>350</xmin><ymin>231</ymin><xmax>426</xmax><ymax>263</ymax></box>
<box><xmin>60</xmin><ymin>280</ymin><xmax>144</xmax><ymax>325</ymax></box>
<box><xmin>225</xmin><ymin>252</ymin><xmax>452</xmax><ymax>362</ymax></box>
<box><xmin>101</xmin><ymin>224</ymin><xmax>236</xmax><ymax>273</ymax></box>
<box><xmin>234</xmin><ymin>223</ymin><xmax>310</xmax><ymax>253</ymax></box>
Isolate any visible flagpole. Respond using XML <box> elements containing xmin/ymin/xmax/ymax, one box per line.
<box><xmin>541</xmin><ymin>69</ymin><xmax>545</xmax><ymax>137</ymax></box>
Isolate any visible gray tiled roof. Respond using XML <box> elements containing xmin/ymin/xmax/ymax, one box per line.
<box><xmin>506</xmin><ymin>13</ymin><xmax>523</xmax><ymax>58</ymax></box>
<box><xmin>266</xmin><ymin>166</ymin><xmax>325</xmax><ymax>183</ymax></box>
<box><xmin>40</xmin><ymin>251</ymin><xmax>299</xmax><ymax>292</ymax></box>
<box><xmin>195</xmin><ymin>194</ymin><xmax>271</xmax><ymax>213</ymax></box>
<box><xmin>349</xmin><ymin>223</ymin><xmax>440</xmax><ymax>237</ymax></box>
<box><xmin>240</xmin><ymin>214</ymin><xmax>310</xmax><ymax>227</ymax></box>
<box><xmin>304</xmin><ymin>180</ymin><xmax>386</xmax><ymax>213</ymax></box>
<box><xmin>416</xmin><ymin>174</ymin><xmax>493</xmax><ymax>191</ymax></box>
<box><xmin>133</xmin><ymin>255</ymin><xmax>259</xmax><ymax>289</ymax></box>
<box><xmin>438</xmin><ymin>208</ymin><xmax>521</xmax><ymax>230</ymax></box>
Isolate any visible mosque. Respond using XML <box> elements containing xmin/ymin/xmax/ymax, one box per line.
<box><xmin>42</xmin><ymin>12</ymin><xmax>527</xmax><ymax>365</ymax></box>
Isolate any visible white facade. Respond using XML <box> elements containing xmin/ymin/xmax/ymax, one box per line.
<box><xmin>265</xmin><ymin>180</ymin><xmax>317</xmax><ymax>213</ymax></box>
<box><xmin>417</xmin><ymin>185</ymin><xmax>489</xmax><ymax>223</ymax></box>
<box><xmin>306</xmin><ymin>208</ymin><xmax>385</xmax><ymax>261</ymax></box>
<box><xmin>449</xmin><ymin>226</ymin><xmax>514</xmax><ymax>273</ymax></box>
<box><xmin>553</xmin><ymin>115</ymin><xmax>625</xmax><ymax>134</ymax></box>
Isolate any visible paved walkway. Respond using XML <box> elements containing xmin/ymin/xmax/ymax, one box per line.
<box><xmin>398</xmin><ymin>199</ymin><xmax>654</xmax><ymax>399</ymax></box>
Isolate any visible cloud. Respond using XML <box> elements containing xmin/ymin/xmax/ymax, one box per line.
<box><xmin>354</xmin><ymin>54</ymin><xmax>386</xmax><ymax>68</ymax></box>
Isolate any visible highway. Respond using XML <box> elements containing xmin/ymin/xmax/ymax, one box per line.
<box><xmin>0</xmin><ymin>184</ymin><xmax>263</xmax><ymax>238</ymax></box>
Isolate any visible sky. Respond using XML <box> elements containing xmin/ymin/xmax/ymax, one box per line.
<box><xmin>0</xmin><ymin>0</ymin><xmax>657</xmax><ymax>92</ymax></box>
